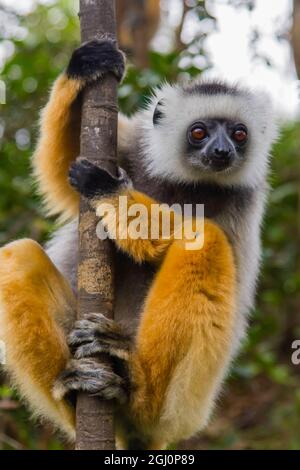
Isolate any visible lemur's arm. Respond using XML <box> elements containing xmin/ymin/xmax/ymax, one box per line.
<box><xmin>32</xmin><ymin>40</ymin><xmax>132</xmax><ymax>222</ymax></box>
<box><xmin>68</xmin><ymin>158</ymin><xmax>180</xmax><ymax>264</ymax></box>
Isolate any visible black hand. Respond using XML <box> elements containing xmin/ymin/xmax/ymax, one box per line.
<box><xmin>67</xmin><ymin>39</ymin><xmax>125</xmax><ymax>82</ymax></box>
<box><xmin>69</xmin><ymin>158</ymin><xmax>130</xmax><ymax>199</ymax></box>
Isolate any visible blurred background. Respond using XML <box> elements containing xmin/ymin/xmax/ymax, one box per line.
<box><xmin>0</xmin><ymin>0</ymin><xmax>300</xmax><ymax>450</ymax></box>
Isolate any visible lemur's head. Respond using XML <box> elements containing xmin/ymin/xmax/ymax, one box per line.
<box><xmin>141</xmin><ymin>79</ymin><xmax>278</xmax><ymax>188</ymax></box>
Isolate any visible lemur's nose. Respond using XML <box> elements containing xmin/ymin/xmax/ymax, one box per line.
<box><xmin>214</xmin><ymin>147</ymin><xmax>231</xmax><ymax>158</ymax></box>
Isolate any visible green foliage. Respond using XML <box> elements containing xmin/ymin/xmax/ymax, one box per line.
<box><xmin>0</xmin><ymin>0</ymin><xmax>299</xmax><ymax>450</ymax></box>
<box><xmin>0</xmin><ymin>0</ymin><xmax>79</xmax><ymax>245</ymax></box>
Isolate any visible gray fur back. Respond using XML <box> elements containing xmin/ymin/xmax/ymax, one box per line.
<box><xmin>45</xmin><ymin>220</ymin><xmax>78</xmax><ymax>294</ymax></box>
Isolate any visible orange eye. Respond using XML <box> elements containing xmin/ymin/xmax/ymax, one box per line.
<box><xmin>191</xmin><ymin>127</ymin><xmax>207</xmax><ymax>141</ymax></box>
<box><xmin>233</xmin><ymin>129</ymin><xmax>247</xmax><ymax>143</ymax></box>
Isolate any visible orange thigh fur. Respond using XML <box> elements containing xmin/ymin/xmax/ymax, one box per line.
<box><xmin>0</xmin><ymin>239</ymin><xmax>76</xmax><ymax>439</ymax></box>
<box><xmin>125</xmin><ymin>220</ymin><xmax>236</xmax><ymax>443</ymax></box>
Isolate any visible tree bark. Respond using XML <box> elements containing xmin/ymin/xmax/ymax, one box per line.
<box><xmin>76</xmin><ymin>0</ymin><xmax>118</xmax><ymax>450</ymax></box>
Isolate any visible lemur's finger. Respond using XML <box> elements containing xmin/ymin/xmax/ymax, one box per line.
<box><xmin>69</xmin><ymin>313</ymin><xmax>130</xmax><ymax>344</ymax></box>
<box><xmin>66</xmin><ymin>38</ymin><xmax>125</xmax><ymax>82</ymax></box>
<box><xmin>53</xmin><ymin>358</ymin><xmax>127</xmax><ymax>404</ymax></box>
<box><xmin>68</xmin><ymin>313</ymin><xmax>131</xmax><ymax>361</ymax></box>
<box><xmin>74</xmin><ymin>340</ymin><xmax>130</xmax><ymax>362</ymax></box>
<box><xmin>74</xmin><ymin>158</ymin><xmax>95</xmax><ymax>169</ymax></box>
<box><xmin>68</xmin><ymin>166</ymin><xmax>81</xmax><ymax>190</ymax></box>
<box><xmin>72</xmin><ymin>313</ymin><xmax>125</xmax><ymax>336</ymax></box>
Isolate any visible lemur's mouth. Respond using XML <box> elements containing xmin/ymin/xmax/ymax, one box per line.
<box><xmin>187</xmin><ymin>152</ymin><xmax>235</xmax><ymax>174</ymax></box>
<box><xmin>209</xmin><ymin>157</ymin><xmax>233</xmax><ymax>172</ymax></box>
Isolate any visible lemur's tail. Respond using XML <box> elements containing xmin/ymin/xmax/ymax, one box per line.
<box><xmin>32</xmin><ymin>74</ymin><xmax>82</xmax><ymax>222</ymax></box>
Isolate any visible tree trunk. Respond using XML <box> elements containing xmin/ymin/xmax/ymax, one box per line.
<box><xmin>76</xmin><ymin>0</ymin><xmax>118</xmax><ymax>450</ymax></box>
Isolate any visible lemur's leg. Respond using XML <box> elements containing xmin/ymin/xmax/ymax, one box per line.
<box><xmin>128</xmin><ymin>229</ymin><xmax>236</xmax><ymax>446</ymax></box>
<box><xmin>32</xmin><ymin>39</ymin><xmax>130</xmax><ymax>221</ymax></box>
<box><xmin>0</xmin><ymin>239</ymin><xmax>76</xmax><ymax>438</ymax></box>
<box><xmin>0</xmin><ymin>239</ymin><xmax>127</xmax><ymax>440</ymax></box>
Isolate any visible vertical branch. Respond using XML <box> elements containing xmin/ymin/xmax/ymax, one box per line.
<box><xmin>76</xmin><ymin>0</ymin><xmax>118</xmax><ymax>450</ymax></box>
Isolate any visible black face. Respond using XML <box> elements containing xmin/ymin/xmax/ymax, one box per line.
<box><xmin>186</xmin><ymin>118</ymin><xmax>248</xmax><ymax>173</ymax></box>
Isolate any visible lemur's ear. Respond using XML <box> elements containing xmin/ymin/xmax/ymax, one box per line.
<box><xmin>153</xmin><ymin>99</ymin><xmax>165</xmax><ymax>126</ymax></box>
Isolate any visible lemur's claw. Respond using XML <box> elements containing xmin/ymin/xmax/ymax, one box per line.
<box><xmin>53</xmin><ymin>358</ymin><xmax>127</xmax><ymax>404</ymax></box>
<box><xmin>68</xmin><ymin>158</ymin><xmax>130</xmax><ymax>199</ymax></box>
<box><xmin>68</xmin><ymin>313</ymin><xmax>131</xmax><ymax>362</ymax></box>
<box><xmin>67</xmin><ymin>39</ymin><xmax>125</xmax><ymax>82</ymax></box>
